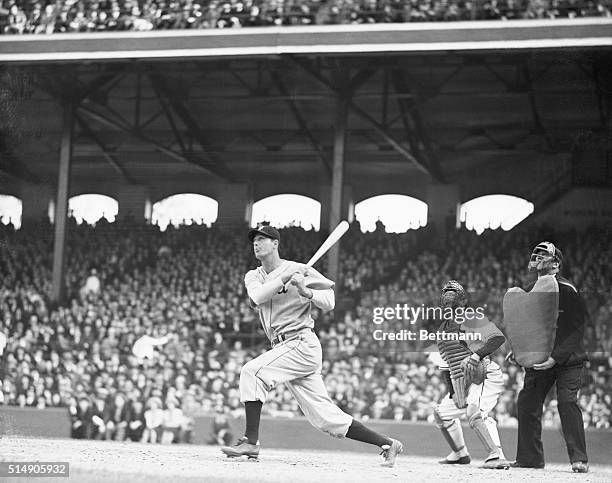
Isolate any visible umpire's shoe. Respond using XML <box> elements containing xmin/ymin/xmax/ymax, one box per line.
<box><xmin>221</xmin><ymin>437</ymin><xmax>260</xmax><ymax>460</ymax></box>
<box><xmin>507</xmin><ymin>461</ymin><xmax>544</xmax><ymax>469</ymax></box>
<box><xmin>572</xmin><ymin>461</ymin><xmax>589</xmax><ymax>473</ymax></box>
<box><xmin>380</xmin><ymin>439</ymin><xmax>403</xmax><ymax>468</ymax></box>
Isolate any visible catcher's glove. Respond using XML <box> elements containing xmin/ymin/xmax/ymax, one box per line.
<box><xmin>460</xmin><ymin>355</ymin><xmax>486</xmax><ymax>386</ymax></box>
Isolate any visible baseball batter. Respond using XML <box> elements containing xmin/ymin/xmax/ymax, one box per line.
<box><xmin>221</xmin><ymin>225</ymin><xmax>403</xmax><ymax>467</ymax></box>
<box><xmin>433</xmin><ymin>280</ymin><xmax>509</xmax><ymax>469</ymax></box>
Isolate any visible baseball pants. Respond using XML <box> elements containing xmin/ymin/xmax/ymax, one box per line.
<box><xmin>239</xmin><ymin>329</ymin><xmax>353</xmax><ymax>438</ymax></box>
<box><xmin>516</xmin><ymin>363</ymin><xmax>587</xmax><ymax>466</ymax></box>
<box><xmin>436</xmin><ymin>360</ymin><xmax>505</xmax><ymax>446</ymax></box>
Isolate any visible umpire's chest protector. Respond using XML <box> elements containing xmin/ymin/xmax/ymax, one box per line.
<box><xmin>503</xmin><ymin>274</ymin><xmax>559</xmax><ymax>368</ymax></box>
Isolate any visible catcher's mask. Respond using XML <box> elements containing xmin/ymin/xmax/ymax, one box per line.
<box><xmin>440</xmin><ymin>280</ymin><xmax>468</xmax><ymax>311</ymax></box>
<box><xmin>528</xmin><ymin>241</ymin><xmax>563</xmax><ymax>273</ymax></box>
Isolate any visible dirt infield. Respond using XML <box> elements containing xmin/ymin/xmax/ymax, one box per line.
<box><xmin>1</xmin><ymin>437</ymin><xmax>611</xmax><ymax>483</ymax></box>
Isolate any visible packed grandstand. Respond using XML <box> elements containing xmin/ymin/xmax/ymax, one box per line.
<box><xmin>1</xmin><ymin>0</ymin><xmax>611</xmax><ymax>35</ymax></box>
<box><xmin>0</xmin><ymin>219</ymin><xmax>610</xmax><ymax>444</ymax></box>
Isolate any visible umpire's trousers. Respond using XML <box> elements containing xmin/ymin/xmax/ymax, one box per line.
<box><xmin>516</xmin><ymin>363</ymin><xmax>588</xmax><ymax>467</ymax></box>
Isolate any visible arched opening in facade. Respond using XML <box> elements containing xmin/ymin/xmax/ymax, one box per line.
<box><xmin>68</xmin><ymin>194</ymin><xmax>118</xmax><ymax>225</ymax></box>
<box><xmin>0</xmin><ymin>195</ymin><xmax>22</xmax><ymax>229</ymax></box>
<box><xmin>354</xmin><ymin>195</ymin><xmax>427</xmax><ymax>233</ymax></box>
<box><xmin>460</xmin><ymin>194</ymin><xmax>534</xmax><ymax>234</ymax></box>
<box><xmin>251</xmin><ymin>194</ymin><xmax>320</xmax><ymax>231</ymax></box>
<box><xmin>152</xmin><ymin>193</ymin><xmax>218</xmax><ymax>231</ymax></box>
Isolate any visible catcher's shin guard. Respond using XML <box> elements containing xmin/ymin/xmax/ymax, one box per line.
<box><xmin>484</xmin><ymin>416</ymin><xmax>505</xmax><ymax>459</ymax></box>
<box><xmin>434</xmin><ymin>409</ymin><xmax>466</xmax><ymax>453</ymax></box>
<box><xmin>451</xmin><ymin>377</ymin><xmax>467</xmax><ymax>408</ymax></box>
<box><xmin>438</xmin><ymin>337</ymin><xmax>471</xmax><ymax>409</ymax></box>
<box><xmin>466</xmin><ymin>405</ymin><xmax>499</xmax><ymax>461</ymax></box>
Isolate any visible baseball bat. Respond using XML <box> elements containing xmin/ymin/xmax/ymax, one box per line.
<box><xmin>306</xmin><ymin>220</ymin><xmax>350</xmax><ymax>267</ymax></box>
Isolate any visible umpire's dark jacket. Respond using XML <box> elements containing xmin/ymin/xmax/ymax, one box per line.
<box><xmin>527</xmin><ymin>274</ymin><xmax>588</xmax><ymax>366</ymax></box>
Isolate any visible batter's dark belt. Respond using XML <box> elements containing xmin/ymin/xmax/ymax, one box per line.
<box><xmin>272</xmin><ymin>328</ymin><xmax>314</xmax><ymax>346</ymax></box>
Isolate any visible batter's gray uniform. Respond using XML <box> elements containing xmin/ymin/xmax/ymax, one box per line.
<box><xmin>240</xmin><ymin>260</ymin><xmax>353</xmax><ymax>438</ymax></box>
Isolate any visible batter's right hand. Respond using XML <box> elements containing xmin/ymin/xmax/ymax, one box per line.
<box><xmin>280</xmin><ymin>267</ymin><xmax>295</xmax><ymax>284</ymax></box>
<box><xmin>280</xmin><ymin>265</ymin><xmax>308</xmax><ymax>284</ymax></box>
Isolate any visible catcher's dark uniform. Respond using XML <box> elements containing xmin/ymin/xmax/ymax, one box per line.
<box><xmin>515</xmin><ymin>274</ymin><xmax>588</xmax><ymax>467</ymax></box>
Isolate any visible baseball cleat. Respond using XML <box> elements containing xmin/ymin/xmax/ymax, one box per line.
<box><xmin>439</xmin><ymin>455</ymin><xmax>471</xmax><ymax>465</ymax></box>
<box><xmin>482</xmin><ymin>457</ymin><xmax>511</xmax><ymax>469</ymax></box>
<box><xmin>221</xmin><ymin>437</ymin><xmax>260</xmax><ymax>460</ymax></box>
<box><xmin>380</xmin><ymin>439</ymin><xmax>403</xmax><ymax>468</ymax></box>
<box><xmin>572</xmin><ymin>461</ymin><xmax>589</xmax><ymax>473</ymax></box>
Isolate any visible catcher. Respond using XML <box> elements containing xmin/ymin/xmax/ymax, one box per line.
<box><xmin>432</xmin><ymin>280</ymin><xmax>509</xmax><ymax>469</ymax></box>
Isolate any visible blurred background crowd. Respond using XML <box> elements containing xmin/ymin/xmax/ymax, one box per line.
<box><xmin>1</xmin><ymin>0</ymin><xmax>611</xmax><ymax>35</ymax></box>
<box><xmin>0</xmin><ymin>219</ymin><xmax>610</xmax><ymax>445</ymax></box>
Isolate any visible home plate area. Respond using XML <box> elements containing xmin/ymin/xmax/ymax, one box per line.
<box><xmin>1</xmin><ymin>437</ymin><xmax>611</xmax><ymax>483</ymax></box>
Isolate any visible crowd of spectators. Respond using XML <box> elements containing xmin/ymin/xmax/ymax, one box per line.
<box><xmin>329</xmin><ymin>225</ymin><xmax>612</xmax><ymax>429</ymax></box>
<box><xmin>0</xmin><ymin>218</ymin><xmax>610</xmax><ymax>446</ymax></box>
<box><xmin>1</xmin><ymin>0</ymin><xmax>610</xmax><ymax>35</ymax></box>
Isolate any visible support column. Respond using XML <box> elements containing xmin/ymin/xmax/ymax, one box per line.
<box><xmin>427</xmin><ymin>184</ymin><xmax>460</xmax><ymax>240</ymax></box>
<box><xmin>116</xmin><ymin>185</ymin><xmax>151</xmax><ymax>223</ymax></box>
<box><xmin>216</xmin><ymin>183</ymin><xmax>253</xmax><ymax>227</ymax></box>
<box><xmin>21</xmin><ymin>184</ymin><xmax>53</xmax><ymax>227</ymax></box>
<box><xmin>327</xmin><ymin>94</ymin><xmax>348</xmax><ymax>287</ymax></box>
<box><xmin>51</xmin><ymin>101</ymin><xmax>74</xmax><ymax>304</ymax></box>
<box><xmin>319</xmin><ymin>184</ymin><xmax>353</xmax><ymax>232</ymax></box>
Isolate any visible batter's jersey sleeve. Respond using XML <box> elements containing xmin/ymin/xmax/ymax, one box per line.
<box><xmin>299</xmin><ymin>289</ymin><xmax>335</xmax><ymax>312</ymax></box>
<box><xmin>244</xmin><ymin>268</ymin><xmax>285</xmax><ymax>306</ymax></box>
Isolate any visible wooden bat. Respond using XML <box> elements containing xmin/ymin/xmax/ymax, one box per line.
<box><xmin>306</xmin><ymin>220</ymin><xmax>350</xmax><ymax>268</ymax></box>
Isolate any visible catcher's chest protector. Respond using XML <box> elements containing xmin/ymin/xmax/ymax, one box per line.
<box><xmin>437</xmin><ymin>323</ymin><xmax>472</xmax><ymax>379</ymax></box>
<box><xmin>438</xmin><ymin>323</ymin><xmax>472</xmax><ymax>408</ymax></box>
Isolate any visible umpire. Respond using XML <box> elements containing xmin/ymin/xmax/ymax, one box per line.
<box><xmin>510</xmin><ymin>242</ymin><xmax>589</xmax><ymax>473</ymax></box>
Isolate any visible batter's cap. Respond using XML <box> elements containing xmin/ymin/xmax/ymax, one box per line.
<box><xmin>248</xmin><ymin>225</ymin><xmax>280</xmax><ymax>242</ymax></box>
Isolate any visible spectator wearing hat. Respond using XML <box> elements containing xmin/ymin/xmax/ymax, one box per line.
<box><xmin>106</xmin><ymin>393</ymin><xmax>130</xmax><ymax>441</ymax></box>
<box><xmin>81</xmin><ymin>269</ymin><xmax>101</xmax><ymax>298</ymax></box>
<box><xmin>90</xmin><ymin>392</ymin><xmax>109</xmax><ymax>439</ymax></box>
<box><xmin>71</xmin><ymin>395</ymin><xmax>94</xmax><ymax>439</ymax></box>
<box><xmin>142</xmin><ymin>396</ymin><xmax>164</xmax><ymax>443</ymax></box>
<box><xmin>126</xmin><ymin>399</ymin><xmax>146</xmax><ymax>442</ymax></box>
<box><xmin>161</xmin><ymin>397</ymin><xmax>184</xmax><ymax>444</ymax></box>
<box><xmin>208</xmin><ymin>404</ymin><xmax>233</xmax><ymax>445</ymax></box>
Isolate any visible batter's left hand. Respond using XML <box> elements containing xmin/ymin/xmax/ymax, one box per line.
<box><xmin>289</xmin><ymin>272</ymin><xmax>306</xmax><ymax>289</ymax></box>
<box><xmin>533</xmin><ymin>356</ymin><xmax>556</xmax><ymax>370</ymax></box>
<box><xmin>290</xmin><ymin>273</ymin><xmax>312</xmax><ymax>299</ymax></box>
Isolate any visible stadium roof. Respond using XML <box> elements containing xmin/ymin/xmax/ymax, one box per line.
<box><xmin>0</xmin><ymin>20</ymin><xmax>611</xmax><ymax>205</ymax></box>
<box><xmin>1</xmin><ymin>19</ymin><xmax>611</xmax><ymax>62</ymax></box>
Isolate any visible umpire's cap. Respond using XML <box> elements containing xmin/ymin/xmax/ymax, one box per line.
<box><xmin>532</xmin><ymin>241</ymin><xmax>564</xmax><ymax>264</ymax></box>
<box><xmin>248</xmin><ymin>225</ymin><xmax>280</xmax><ymax>243</ymax></box>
